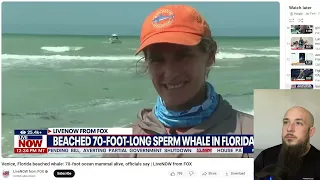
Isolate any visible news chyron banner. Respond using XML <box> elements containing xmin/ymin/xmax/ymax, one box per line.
<box><xmin>14</xmin><ymin>128</ymin><xmax>254</xmax><ymax>154</ymax></box>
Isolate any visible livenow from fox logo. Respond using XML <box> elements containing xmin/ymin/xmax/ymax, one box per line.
<box><xmin>14</xmin><ymin>129</ymin><xmax>48</xmax><ymax>154</ymax></box>
<box><xmin>3</xmin><ymin>170</ymin><xmax>10</xmax><ymax>178</ymax></box>
<box><xmin>19</xmin><ymin>135</ymin><xmax>43</xmax><ymax>147</ymax></box>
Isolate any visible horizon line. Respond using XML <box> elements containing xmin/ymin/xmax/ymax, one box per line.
<box><xmin>2</xmin><ymin>32</ymin><xmax>280</xmax><ymax>38</ymax></box>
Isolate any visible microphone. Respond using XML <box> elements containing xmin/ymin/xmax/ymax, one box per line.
<box><xmin>255</xmin><ymin>164</ymin><xmax>289</xmax><ymax>180</ymax></box>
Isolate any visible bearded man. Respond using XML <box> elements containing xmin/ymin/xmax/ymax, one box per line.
<box><xmin>254</xmin><ymin>106</ymin><xmax>320</xmax><ymax>180</ymax></box>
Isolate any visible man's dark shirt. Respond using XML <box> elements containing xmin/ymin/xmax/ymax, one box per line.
<box><xmin>255</xmin><ymin>144</ymin><xmax>320</xmax><ymax>180</ymax></box>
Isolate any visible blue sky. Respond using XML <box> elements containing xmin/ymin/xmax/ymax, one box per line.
<box><xmin>2</xmin><ymin>2</ymin><xmax>280</xmax><ymax>37</ymax></box>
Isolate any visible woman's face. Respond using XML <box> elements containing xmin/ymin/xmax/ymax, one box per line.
<box><xmin>145</xmin><ymin>43</ymin><xmax>213</xmax><ymax>110</ymax></box>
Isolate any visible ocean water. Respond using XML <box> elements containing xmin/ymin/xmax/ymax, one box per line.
<box><xmin>1</xmin><ymin>34</ymin><xmax>280</xmax><ymax>157</ymax></box>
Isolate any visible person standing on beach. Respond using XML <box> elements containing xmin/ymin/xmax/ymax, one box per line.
<box><xmin>103</xmin><ymin>4</ymin><xmax>254</xmax><ymax>158</ymax></box>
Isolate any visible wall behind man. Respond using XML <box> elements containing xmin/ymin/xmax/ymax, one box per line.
<box><xmin>254</xmin><ymin>89</ymin><xmax>320</xmax><ymax>156</ymax></box>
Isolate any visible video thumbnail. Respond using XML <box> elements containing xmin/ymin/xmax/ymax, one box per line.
<box><xmin>290</xmin><ymin>53</ymin><xmax>313</xmax><ymax>65</ymax></box>
<box><xmin>291</xmin><ymin>69</ymin><xmax>313</xmax><ymax>81</ymax></box>
<box><xmin>291</xmin><ymin>37</ymin><xmax>313</xmax><ymax>50</ymax></box>
<box><xmin>291</xmin><ymin>84</ymin><xmax>313</xmax><ymax>89</ymax></box>
<box><xmin>291</xmin><ymin>25</ymin><xmax>313</xmax><ymax>34</ymax></box>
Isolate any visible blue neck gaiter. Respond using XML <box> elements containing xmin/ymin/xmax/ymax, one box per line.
<box><xmin>154</xmin><ymin>82</ymin><xmax>218</xmax><ymax>128</ymax></box>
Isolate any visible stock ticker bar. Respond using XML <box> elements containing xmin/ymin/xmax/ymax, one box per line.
<box><xmin>13</xmin><ymin>128</ymin><xmax>254</xmax><ymax>154</ymax></box>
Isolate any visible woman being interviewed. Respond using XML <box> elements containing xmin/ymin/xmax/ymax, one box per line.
<box><xmin>103</xmin><ymin>4</ymin><xmax>253</xmax><ymax>158</ymax></box>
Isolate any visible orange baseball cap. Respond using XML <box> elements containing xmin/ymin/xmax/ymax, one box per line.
<box><xmin>136</xmin><ymin>4</ymin><xmax>212</xmax><ymax>55</ymax></box>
